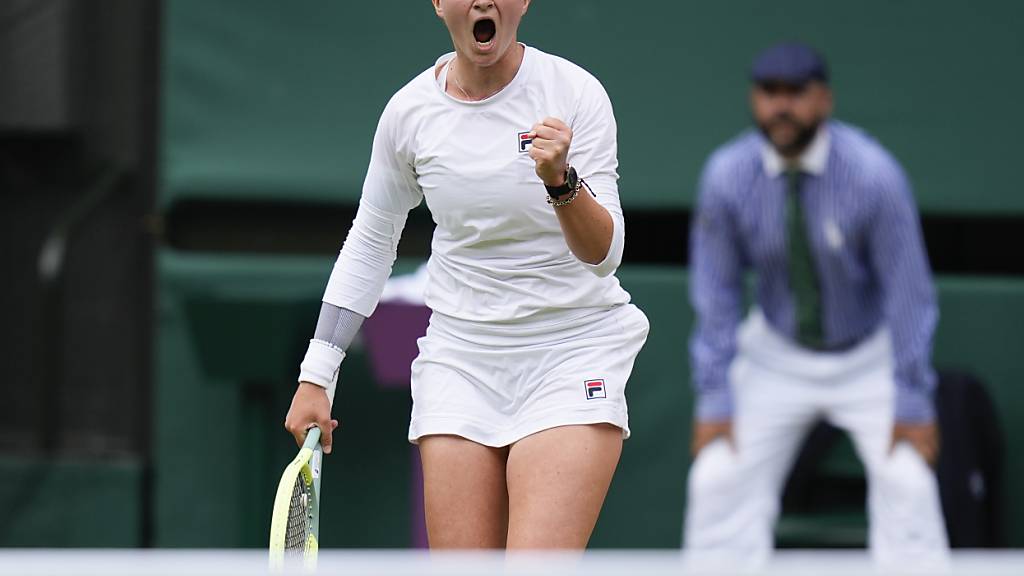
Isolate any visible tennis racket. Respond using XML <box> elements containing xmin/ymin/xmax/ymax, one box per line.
<box><xmin>269</xmin><ymin>426</ymin><xmax>323</xmax><ymax>572</ymax></box>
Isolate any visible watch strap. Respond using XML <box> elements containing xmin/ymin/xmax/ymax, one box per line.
<box><xmin>545</xmin><ymin>166</ymin><xmax>580</xmax><ymax>199</ymax></box>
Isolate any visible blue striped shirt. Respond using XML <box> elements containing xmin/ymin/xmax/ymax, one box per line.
<box><xmin>690</xmin><ymin>120</ymin><xmax>938</xmax><ymax>423</ymax></box>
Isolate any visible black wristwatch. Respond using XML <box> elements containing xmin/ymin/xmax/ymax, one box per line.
<box><xmin>545</xmin><ymin>165</ymin><xmax>581</xmax><ymax>199</ymax></box>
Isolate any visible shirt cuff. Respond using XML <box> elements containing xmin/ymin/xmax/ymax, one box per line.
<box><xmin>894</xmin><ymin>385</ymin><xmax>936</xmax><ymax>423</ymax></box>
<box><xmin>298</xmin><ymin>339</ymin><xmax>346</xmax><ymax>407</ymax></box>
<box><xmin>578</xmin><ymin>210</ymin><xmax>623</xmax><ymax>278</ymax></box>
<box><xmin>696</xmin><ymin>387</ymin><xmax>734</xmax><ymax>422</ymax></box>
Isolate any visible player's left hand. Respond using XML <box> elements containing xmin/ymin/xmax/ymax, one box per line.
<box><xmin>528</xmin><ymin>117</ymin><xmax>572</xmax><ymax>186</ymax></box>
<box><xmin>892</xmin><ymin>422</ymin><xmax>940</xmax><ymax>467</ymax></box>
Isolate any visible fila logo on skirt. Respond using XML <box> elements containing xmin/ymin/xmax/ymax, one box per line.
<box><xmin>584</xmin><ymin>379</ymin><xmax>606</xmax><ymax>400</ymax></box>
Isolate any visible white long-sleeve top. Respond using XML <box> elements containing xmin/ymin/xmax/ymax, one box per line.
<box><xmin>324</xmin><ymin>45</ymin><xmax>629</xmax><ymax>322</ymax></box>
<box><xmin>301</xmin><ymin>46</ymin><xmax>632</xmax><ymax>399</ymax></box>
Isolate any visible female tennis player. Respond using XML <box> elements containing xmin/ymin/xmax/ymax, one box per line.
<box><xmin>285</xmin><ymin>0</ymin><xmax>648</xmax><ymax>549</ymax></box>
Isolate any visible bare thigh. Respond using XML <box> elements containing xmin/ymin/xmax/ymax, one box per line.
<box><xmin>505</xmin><ymin>424</ymin><xmax>622</xmax><ymax>549</ymax></box>
<box><xmin>418</xmin><ymin>434</ymin><xmax>510</xmax><ymax>548</ymax></box>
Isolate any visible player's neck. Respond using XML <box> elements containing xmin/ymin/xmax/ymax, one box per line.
<box><xmin>449</xmin><ymin>43</ymin><xmax>524</xmax><ymax>101</ymax></box>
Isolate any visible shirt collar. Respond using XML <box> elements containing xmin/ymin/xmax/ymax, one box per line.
<box><xmin>761</xmin><ymin>123</ymin><xmax>830</xmax><ymax>178</ymax></box>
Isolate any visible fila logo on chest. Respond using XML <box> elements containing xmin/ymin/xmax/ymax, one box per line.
<box><xmin>518</xmin><ymin>131</ymin><xmax>533</xmax><ymax>153</ymax></box>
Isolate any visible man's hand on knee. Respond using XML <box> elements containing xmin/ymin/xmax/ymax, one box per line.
<box><xmin>691</xmin><ymin>420</ymin><xmax>733</xmax><ymax>456</ymax></box>
<box><xmin>891</xmin><ymin>422</ymin><xmax>939</xmax><ymax>467</ymax></box>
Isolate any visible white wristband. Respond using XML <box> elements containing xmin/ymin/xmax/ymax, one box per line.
<box><xmin>298</xmin><ymin>339</ymin><xmax>346</xmax><ymax>407</ymax></box>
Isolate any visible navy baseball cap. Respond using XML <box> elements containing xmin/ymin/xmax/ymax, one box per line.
<box><xmin>751</xmin><ymin>42</ymin><xmax>829</xmax><ymax>86</ymax></box>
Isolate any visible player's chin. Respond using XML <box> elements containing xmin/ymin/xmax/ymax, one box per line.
<box><xmin>464</xmin><ymin>44</ymin><xmax>506</xmax><ymax>68</ymax></box>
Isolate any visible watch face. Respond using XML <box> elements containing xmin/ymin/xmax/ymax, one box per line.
<box><xmin>566</xmin><ymin>166</ymin><xmax>578</xmax><ymax>189</ymax></box>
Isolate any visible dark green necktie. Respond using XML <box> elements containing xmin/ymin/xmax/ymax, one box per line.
<box><xmin>786</xmin><ymin>169</ymin><xmax>824</xmax><ymax>348</ymax></box>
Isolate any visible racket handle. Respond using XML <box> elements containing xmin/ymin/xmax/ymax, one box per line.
<box><xmin>303</xmin><ymin>426</ymin><xmax>322</xmax><ymax>450</ymax></box>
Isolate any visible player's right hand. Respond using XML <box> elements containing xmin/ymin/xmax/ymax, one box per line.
<box><xmin>691</xmin><ymin>420</ymin><xmax>733</xmax><ymax>456</ymax></box>
<box><xmin>285</xmin><ymin>381</ymin><xmax>339</xmax><ymax>454</ymax></box>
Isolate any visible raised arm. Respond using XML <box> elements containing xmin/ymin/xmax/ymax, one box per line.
<box><xmin>529</xmin><ymin>77</ymin><xmax>623</xmax><ymax>277</ymax></box>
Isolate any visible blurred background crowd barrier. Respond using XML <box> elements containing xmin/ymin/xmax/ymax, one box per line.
<box><xmin>1</xmin><ymin>0</ymin><xmax>1022</xmax><ymax>550</ymax></box>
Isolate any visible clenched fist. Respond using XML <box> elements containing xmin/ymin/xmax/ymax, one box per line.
<box><xmin>528</xmin><ymin>117</ymin><xmax>572</xmax><ymax>186</ymax></box>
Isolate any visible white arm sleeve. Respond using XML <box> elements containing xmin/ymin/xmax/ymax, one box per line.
<box><xmin>298</xmin><ymin>99</ymin><xmax>423</xmax><ymax>403</ymax></box>
<box><xmin>321</xmin><ymin>99</ymin><xmax>423</xmax><ymax>315</ymax></box>
<box><xmin>569</xmin><ymin>76</ymin><xmax>625</xmax><ymax>278</ymax></box>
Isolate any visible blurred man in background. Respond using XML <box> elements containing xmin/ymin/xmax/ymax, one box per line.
<box><xmin>684</xmin><ymin>42</ymin><xmax>949</xmax><ymax>565</ymax></box>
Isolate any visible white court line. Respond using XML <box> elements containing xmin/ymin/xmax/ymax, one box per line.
<box><xmin>1</xmin><ymin>550</ymin><xmax>1024</xmax><ymax>576</ymax></box>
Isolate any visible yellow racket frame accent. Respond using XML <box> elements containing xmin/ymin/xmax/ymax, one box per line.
<box><xmin>269</xmin><ymin>427</ymin><xmax>322</xmax><ymax>572</ymax></box>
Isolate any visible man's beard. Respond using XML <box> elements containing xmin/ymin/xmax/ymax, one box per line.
<box><xmin>757</xmin><ymin>114</ymin><xmax>822</xmax><ymax>158</ymax></box>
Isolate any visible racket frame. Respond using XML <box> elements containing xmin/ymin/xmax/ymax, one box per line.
<box><xmin>269</xmin><ymin>427</ymin><xmax>323</xmax><ymax>571</ymax></box>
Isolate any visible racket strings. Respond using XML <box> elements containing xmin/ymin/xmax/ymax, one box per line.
<box><xmin>284</xmin><ymin>475</ymin><xmax>312</xmax><ymax>551</ymax></box>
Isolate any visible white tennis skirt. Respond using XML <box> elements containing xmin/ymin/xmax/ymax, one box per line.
<box><xmin>408</xmin><ymin>303</ymin><xmax>650</xmax><ymax>447</ymax></box>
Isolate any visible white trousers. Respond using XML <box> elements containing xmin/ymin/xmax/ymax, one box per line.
<box><xmin>684</xmin><ymin>311</ymin><xmax>948</xmax><ymax>568</ymax></box>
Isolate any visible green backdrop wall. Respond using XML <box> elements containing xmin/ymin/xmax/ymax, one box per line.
<box><xmin>162</xmin><ymin>0</ymin><xmax>1024</xmax><ymax>213</ymax></box>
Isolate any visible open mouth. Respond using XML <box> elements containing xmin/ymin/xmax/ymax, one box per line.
<box><xmin>473</xmin><ymin>18</ymin><xmax>496</xmax><ymax>45</ymax></box>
